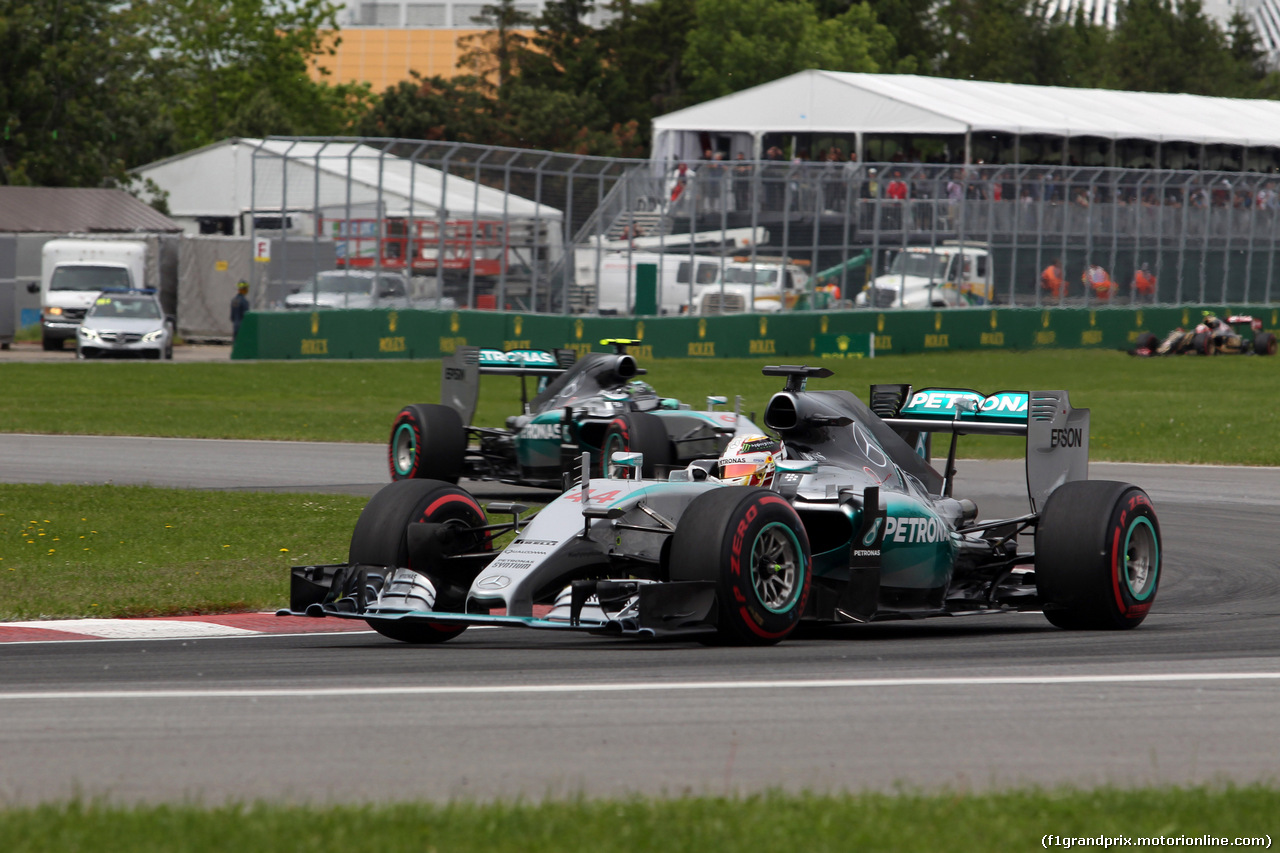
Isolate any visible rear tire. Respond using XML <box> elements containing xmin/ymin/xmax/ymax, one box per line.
<box><xmin>388</xmin><ymin>403</ymin><xmax>466</xmax><ymax>482</ymax></box>
<box><xmin>669</xmin><ymin>487</ymin><xmax>811</xmax><ymax>645</ymax></box>
<box><xmin>349</xmin><ymin>479</ymin><xmax>490</xmax><ymax>643</ymax></box>
<box><xmin>1035</xmin><ymin>480</ymin><xmax>1161</xmax><ymax>630</ymax></box>
<box><xmin>1254</xmin><ymin>332</ymin><xmax>1276</xmax><ymax>356</ymax></box>
<box><xmin>599</xmin><ymin>411</ymin><xmax>675</xmax><ymax>478</ymax></box>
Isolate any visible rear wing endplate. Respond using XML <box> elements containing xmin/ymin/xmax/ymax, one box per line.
<box><xmin>441</xmin><ymin>346</ymin><xmax>575</xmax><ymax>424</ymax></box>
<box><xmin>877</xmin><ymin>386</ymin><xmax>1089</xmax><ymax>512</ymax></box>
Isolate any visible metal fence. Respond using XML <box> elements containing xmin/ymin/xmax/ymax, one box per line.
<box><xmin>250</xmin><ymin>138</ymin><xmax>1280</xmax><ymax>313</ymax></box>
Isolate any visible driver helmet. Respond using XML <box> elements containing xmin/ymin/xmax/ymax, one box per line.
<box><xmin>717</xmin><ymin>434</ymin><xmax>783</xmax><ymax>487</ymax></box>
<box><xmin>626</xmin><ymin>379</ymin><xmax>656</xmax><ymax>397</ymax></box>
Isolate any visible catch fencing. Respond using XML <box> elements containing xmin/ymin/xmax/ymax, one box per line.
<box><xmin>249</xmin><ymin>137</ymin><xmax>1280</xmax><ymax>314</ymax></box>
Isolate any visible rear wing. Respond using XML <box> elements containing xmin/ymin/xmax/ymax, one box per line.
<box><xmin>871</xmin><ymin>385</ymin><xmax>1089</xmax><ymax>512</ymax></box>
<box><xmin>442</xmin><ymin>346</ymin><xmax>576</xmax><ymax>424</ymax></box>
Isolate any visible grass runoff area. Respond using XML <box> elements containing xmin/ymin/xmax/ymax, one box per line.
<box><xmin>1</xmin><ymin>786</ymin><xmax>1276</xmax><ymax>852</ymax></box>
<box><xmin>2</xmin><ymin>348</ymin><xmax>1279</xmax><ymax>465</ymax></box>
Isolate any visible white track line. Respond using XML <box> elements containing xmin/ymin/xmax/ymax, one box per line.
<box><xmin>3</xmin><ymin>671</ymin><xmax>1280</xmax><ymax>701</ymax></box>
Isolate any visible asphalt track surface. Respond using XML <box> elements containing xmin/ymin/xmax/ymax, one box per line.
<box><xmin>1</xmin><ymin>434</ymin><xmax>1279</xmax><ymax>805</ymax></box>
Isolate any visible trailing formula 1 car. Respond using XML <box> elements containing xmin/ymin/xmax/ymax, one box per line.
<box><xmin>1132</xmin><ymin>312</ymin><xmax>1276</xmax><ymax>356</ymax></box>
<box><xmin>285</xmin><ymin>366</ymin><xmax>1162</xmax><ymax>645</ymax></box>
<box><xmin>389</xmin><ymin>339</ymin><xmax>762</xmax><ymax>488</ymax></box>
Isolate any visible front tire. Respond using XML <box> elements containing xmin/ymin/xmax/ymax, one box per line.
<box><xmin>388</xmin><ymin>403</ymin><xmax>466</xmax><ymax>482</ymax></box>
<box><xmin>669</xmin><ymin>487</ymin><xmax>811</xmax><ymax>645</ymax></box>
<box><xmin>1035</xmin><ymin>480</ymin><xmax>1161</xmax><ymax>630</ymax></box>
<box><xmin>349</xmin><ymin>479</ymin><xmax>490</xmax><ymax>643</ymax></box>
<box><xmin>599</xmin><ymin>411</ymin><xmax>675</xmax><ymax>478</ymax></box>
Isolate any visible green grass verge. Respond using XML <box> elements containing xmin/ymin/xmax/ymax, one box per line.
<box><xmin>2</xmin><ymin>350</ymin><xmax>1278</xmax><ymax>464</ymax></box>
<box><xmin>0</xmin><ymin>484</ymin><xmax>365</xmax><ymax>620</ymax></box>
<box><xmin>2</xmin><ymin>786</ymin><xmax>1276</xmax><ymax>851</ymax></box>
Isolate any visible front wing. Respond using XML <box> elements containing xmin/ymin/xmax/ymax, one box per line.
<box><xmin>278</xmin><ymin>562</ymin><xmax>719</xmax><ymax>639</ymax></box>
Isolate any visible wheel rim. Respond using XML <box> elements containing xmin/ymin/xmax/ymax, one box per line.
<box><xmin>1123</xmin><ymin>516</ymin><xmax>1159</xmax><ymax>600</ymax></box>
<box><xmin>749</xmin><ymin>521</ymin><xmax>804</xmax><ymax>613</ymax></box>
<box><xmin>392</xmin><ymin>423</ymin><xmax>417</xmax><ymax>476</ymax></box>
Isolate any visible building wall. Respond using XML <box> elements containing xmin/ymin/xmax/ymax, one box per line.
<box><xmin>314</xmin><ymin>1</ymin><xmax>628</xmax><ymax>90</ymax></box>
<box><xmin>315</xmin><ymin>27</ymin><xmax>487</xmax><ymax>90</ymax></box>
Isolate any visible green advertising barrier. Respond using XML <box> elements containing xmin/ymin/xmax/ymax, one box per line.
<box><xmin>231</xmin><ymin>305</ymin><xmax>1280</xmax><ymax>360</ymax></box>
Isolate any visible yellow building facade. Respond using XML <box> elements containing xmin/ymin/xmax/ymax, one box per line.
<box><xmin>314</xmin><ymin>28</ymin><xmax>490</xmax><ymax>92</ymax></box>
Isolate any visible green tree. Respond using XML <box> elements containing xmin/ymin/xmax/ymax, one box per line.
<box><xmin>457</xmin><ymin>0</ymin><xmax>534</xmax><ymax>98</ymax></box>
<box><xmin>596</xmin><ymin>0</ymin><xmax>698</xmax><ymax>141</ymax></box>
<box><xmin>682</xmin><ymin>0</ymin><xmax>892</xmax><ymax>102</ymax></box>
<box><xmin>356</xmin><ymin>73</ymin><xmax>501</xmax><ymax>143</ymax></box>
<box><xmin>140</xmin><ymin>0</ymin><xmax>369</xmax><ymax>150</ymax></box>
<box><xmin>1102</xmin><ymin>0</ymin><xmax>1234</xmax><ymax>94</ymax></box>
<box><xmin>935</xmin><ymin>0</ymin><xmax>1070</xmax><ymax>85</ymax></box>
<box><xmin>0</xmin><ymin>0</ymin><xmax>167</xmax><ymax>186</ymax></box>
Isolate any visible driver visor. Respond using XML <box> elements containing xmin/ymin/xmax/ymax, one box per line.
<box><xmin>720</xmin><ymin>462</ymin><xmax>761</xmax><ymax>480</ymax></box>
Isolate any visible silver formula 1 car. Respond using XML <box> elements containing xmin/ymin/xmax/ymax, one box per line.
<box><xmin>389</xmin><ymin>340</ymin><xmax>762</xmax><ymax>487</ymax></box>
<box><xmin>283</xmin><ymin>366</ymin><xmax>1162</xmax><ymax>645</ymax></box>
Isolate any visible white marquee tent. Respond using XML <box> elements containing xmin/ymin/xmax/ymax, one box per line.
<box><xmin>134</xmin><ymin>138</ymin><xmax>562</xmax><ymax>236</ymax></box>
<box><xmin>651</xmin><ymin>70</ymin><xmax>1280</xmax><ymax>164</ymax></box>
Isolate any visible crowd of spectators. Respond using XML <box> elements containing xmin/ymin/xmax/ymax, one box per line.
<box><xmin>667</xmin><ymin>149</ymin><xmax>1280</xmax><ymax>217</ymax></box>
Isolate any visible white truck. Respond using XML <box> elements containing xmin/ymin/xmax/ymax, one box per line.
<box><xmin>580</xmin><ymin>251</ymin><xmax>809</xmax><ymax>315</ymax></box>
<box><xmin>31</xmin><ymin>239</ymin><xmax>148</xmax><ymax>350</ymax></box>
<box><xmin>854</xmin><ymin>242</ymin><xmax>994</xmax><ymax>309</ymax></box>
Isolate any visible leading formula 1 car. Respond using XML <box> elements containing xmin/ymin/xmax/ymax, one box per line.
<box><xmin>389</xmin><ymin>339</ymin><xmax>762</xmax><ymax>488</ymax></box>
<box><xmin>285</xmin><ymin>366</ymin><xmax>1162</xmax><ymax>645</ymax></box>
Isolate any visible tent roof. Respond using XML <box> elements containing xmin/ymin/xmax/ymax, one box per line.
<box><xmin>133</xmin><ymin>138</ymin><xmax>561</xmax><ymax>221</ymax></box>
<box><xmin>652</xmin><ymin>70</ymin><xmax>1280</xmax><ymax>147</ymax></box>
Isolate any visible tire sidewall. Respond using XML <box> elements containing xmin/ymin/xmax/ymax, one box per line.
<box><xmin>599</xmin><ymin>411</ymin><xmax>674</xmax><ymax>478</ymax></box>
<box><xmin>600</xmin><ymin>416</ymin><xmax>632</xmax><ymax>476</ymax></box>
<box><xmin>716</xmin><ymin>490</ymin><xmax>812</xmax><ymax>642</ymax></box>
<box><xmin>350</xmin><ymin>479</ymin><xmax>490</xmax><ymax>570</ymax></box>
<box><xmin>1102</xmin><ymin>488</ymin><xmax>1161</xmax><ymax>626</ymax></box>
<box><xmin>388</xmin><ymin>404</ymin><xmax>464</xmax><ymax>482</ymax></box>
<box><xmin>1036</xmin><ymin>481</ymin><xmax>1161</xmax><ymax>629</ymax></box>
<box><xmin>389</xmin><ymin>407</ymin><xmax>423</xmax><ymax>480</ymax></box>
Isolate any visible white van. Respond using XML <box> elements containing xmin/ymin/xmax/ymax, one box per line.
<box><xmin>580</xmin><ymin>252</ymin><xmax>809</xmax><ymax>315</ymax></box>
<box><xmin>855</xmin><ymin>242</ymin><xmax>993</xmax><ymax>309</ymax></box>
<box><xmin>692</xmin><ymin>258</ymin><xmax>810</xmax><ymax>314</ymax></box>
<box><xmin>33</xmin><ymin>240</ymin><xmax>148</xmax><ymax>350</ymax></box>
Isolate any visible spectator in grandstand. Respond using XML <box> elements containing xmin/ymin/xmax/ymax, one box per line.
<box><xmin>702</xmin><ymin>149</ymin><xmax>723</xmax><ymax>212</ymax></box>
<box><xmin>733</xmin><ymin>152</ymin><xmax>752</xmax><ymax>212</ymax></box>
<box><xmin>886</xmin><ymin>170</ymin><xmax>908</xmax><ymax>200</ymax></box>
